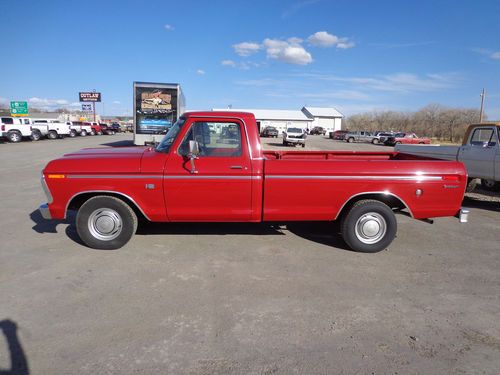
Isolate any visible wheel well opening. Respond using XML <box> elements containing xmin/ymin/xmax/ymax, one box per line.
<box><xmin>338</xmin><ymin>193</ymin><xmax>409</xmax><ymax>220</ymax></box>
<box><xmin>67</xmin><ymin>193</ymin><xmax>147</xmax><ymax>221</ymax></box>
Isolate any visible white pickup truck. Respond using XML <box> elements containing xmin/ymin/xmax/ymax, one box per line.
<box><xmin>396</xmin><ymin>123</ymin><xmax>500</xmax><ymax>191</ymax></box>
<box><xmin>32</xmin><ymin>119</ymin><xmax>71</xmax><ymax>139</ymax></box>
<box><xmin>1</xmin><ymin>116</ymin><xmax>34</xmax><ymax>142</ymax></box>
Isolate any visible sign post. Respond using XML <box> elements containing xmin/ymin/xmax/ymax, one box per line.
<box><xmin>10</xmin><ymin>101</ymin><xmax>29</xmax><ymax>116</ymax></box>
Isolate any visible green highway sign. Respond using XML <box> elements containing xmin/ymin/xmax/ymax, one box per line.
<box><xmin>10</xmin><ymin>101</ymin><xmax>29</xmax><ymax>116</ymax></box>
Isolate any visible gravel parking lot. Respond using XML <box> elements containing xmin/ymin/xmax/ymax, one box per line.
<box><xmin>1</xmin><ymin>134</ymin><xmax>499</xmax><ymax>374</ymax></box>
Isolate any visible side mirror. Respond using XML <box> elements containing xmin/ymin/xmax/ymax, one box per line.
<box><xmin>188</xmin><ymin>140</ymin><xmax>200</xmax><ymax>174</ymax></box>
<box><xmin>189</xmin><ymin>140</ymin><xmax>200</xmax><ymax>156</ymax></box>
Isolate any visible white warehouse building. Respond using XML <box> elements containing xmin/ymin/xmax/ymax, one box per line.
<box><xmin>213</xmin><ymin>106</ymin><xmax>344</xmax><ymax>134</ymax></box>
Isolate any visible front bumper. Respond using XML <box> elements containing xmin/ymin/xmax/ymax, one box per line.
<box><xmin>39</xmin><ymin>204</ymin><xmax>52</xmax><ymax>219</ymax></box>
<box><xmin>285</xmin><ymin>138</ymin><xmax>305</xmax><ymax>144</ymax></box>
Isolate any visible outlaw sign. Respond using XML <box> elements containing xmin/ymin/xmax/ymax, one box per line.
<box><xmin>79</xmin><ymin>92</ymin><xmax>101</xmax><ymax>102</ymax></box>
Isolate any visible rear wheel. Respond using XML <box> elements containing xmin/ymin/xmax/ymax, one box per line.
<box><xmin>31</xmin><ymin>130</ymin><xmax>42</xmax><ymax>141</ymax></box>
<box><xmin>81</xmin><ymin>129</ymin><xmax>87</xmax><ymax>136</ymax></box>
<box><xmin>76</xmin><ymin>196</ymin><xmax>138</xmax><ymax>250</ymax></box>
<box><xmin>348</xmin><ymin>137</ymin><xmax>354</xmax><ymax>143</ymax></box>
<box><xmin>90</xmin><ymin>130</ymin><xmax>96</xmax><ymax>136</ymax></box>
<box><xmin>7</xmin><ymin>131</ymin><xmax>22</xmax><ymax>143</ymax></box>
<box><xmin>481</xmin><ymin>179</ymin><xmax>500</xmax><ymax>191</ymax></box>
<box><xmin>372</xmin><ymin>138</ymin><xmax>379</xmax><ymax>144</ymax></box>
<box><xmin>301</xmin><ymin>143</ymin><xmax>305</xmax><ymax>148</ymax></box>
<box><xmin>341</xmin><ymin>199</ymin><xmax>397</xmax><ymax>253</ymax></box>
<box><xmin>48</xmin><ymin>130</ymin><xmax>58</xmax><ymax>139</ymax></box>
<box><xmin>69</xmin><ymin>130</ymin><xmax>77</xmax><ymax>137</ymax></box>
<box><xmin>97</xmin><ymin>131</ymin><xmax>103</xmax><ymax>135</ymax></box>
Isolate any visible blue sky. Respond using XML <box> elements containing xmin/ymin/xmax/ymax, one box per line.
<box><xmin>1</xmin><ymin>0</ymin><xmax>499</xmax><ymax>118</ymax></box>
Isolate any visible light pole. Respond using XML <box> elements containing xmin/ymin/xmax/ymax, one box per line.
<box><xmin>479</xmin><ymin>88</ymin><xmax>485</xmax><ymax>123</ymax></box>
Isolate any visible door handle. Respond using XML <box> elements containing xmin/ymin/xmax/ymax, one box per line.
<box><xmin>230</xmin><ymin>166</ymin><xmax>243</xmax><ymax>169</ymax></box>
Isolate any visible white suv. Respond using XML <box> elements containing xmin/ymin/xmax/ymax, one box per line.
<box><xmin>1</xmin><ymin>117</ymin><xmax>33</xmax><ymax>142</ymax></box>
<box><xmin>283</xmin><ymin>127</ymin><xmax>306</xmax><ymax>147</ymax></box>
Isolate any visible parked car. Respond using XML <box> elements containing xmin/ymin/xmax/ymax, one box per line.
<box><xmin>371</xmin><ymin>132</ymin><xmax>394</xmax><ymax>145</ymax></box>
<box><xmin>18</xmin><ymin>117</ymin><xmax>48</xmax><ymax>141</ymax></box>
<box><xmin>330</xmin><ymin>130</ymin><xmax>349</xmax><ymax>140</ymax></box>
<box><xmin>385</xmin><ymin>132</ymin><xmax>430</xmax><ymax>146</ymax></box>
<box><xmin>1</xmin><ymin>117</ymin><xmax>33</xmax><ymax>142</ymax></box>
<box><xmin>32</xmin><ymin>119</ymin><xmax>71</xmax><ymax>139</ymax></box>
<box><xmin>395</xmin><ymin>123</ymin><xmax>500</xmax><ymax>191</ymax></box>
<box><xmin>84</xmin><ymin>122</ymin><xmax>102</xmax><ymax>135</ymax></box>
<box><xmin>344</xmin><ymin>131</ymin><xmax>374</xmax><ymax>143</ymax></box>
<box><xmin>110</xmin><ymin>123</ymin><xmax>122</xmax><ymax>133</ymax></box>
<box><xmin>38</xmin><ymin>111</ymin><xmax>468</xmax><ymax>253</ymax></box>
<box><xmin>99</xmin><ymin>123</ymin><xmax>117</xmax><ymax>135</ymax></box>
<box><xmin>310</xmin><ymin>126</ymin><xmax>326</xmax><ymax>135</ymax></box>
<box><xmin>70</xmin><ymin>121</ymin><xmax>92</xmax><ymax>136</ymax></box>
<box><xmin>261</xmin><ymin>126</ymin><xmax>279</xmax><ymax>138</ymax></box>
<box><xmin>283</xmin><ymin>127</ymin><xmax>306</xmax><ymax>147</ymax></box>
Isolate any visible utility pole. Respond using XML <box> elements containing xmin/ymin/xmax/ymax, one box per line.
<box><xmin>479</xmin><ymin>88</ymin><xmax>485</xmax><ymax>123</ymax></box>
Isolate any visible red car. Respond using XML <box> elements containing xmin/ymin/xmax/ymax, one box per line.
<box><xmin>38</xmin><ymin>111</ymin><xmax>467</xmax><ymax>253</ymax></box>
<box><xmin>385</xmin><ymin>132</ymin><xmax>430</xmax><ymax>146</ymax></box>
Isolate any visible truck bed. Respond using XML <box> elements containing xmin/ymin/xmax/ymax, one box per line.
<box><xmin>262</xmin><ymin>150</ymin><xmax>466</xmax><ymax>221</ymax></box>
<box><xmin>394</xmin><ymin>144</ymin><xmax>460</xmax><ymax>161</ymax></box>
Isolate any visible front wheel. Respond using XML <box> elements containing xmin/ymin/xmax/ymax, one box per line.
<box><xmin>90</xmin><ymin>130</ymin><xmax>96</xmax><ymax>136</ymax></box>
<box><xmin>69</xmin><ymin>130</ymin><xmax>77</xmax><ymax>138</ymax></box>
<box><xmin>7</xmin><ymin>131</ymin><xmax>22</xmax><ymax>143</ymax></box>
<box><xmin>81</xmin><ymin>129</ymin><xmax>87</xmax><ymax>136</ymax></box>
<box><xmin>76</xmin><ymin>196</ymin><xmax>138</xmax><ymax>250</ymax></box>
<box><xmin>48</xmin><ymin>130</ymin><xmax>58</xmax><ymax>139</ymax></box>
<box><xmin>341</xmin><ymin>199</ymin><xmax>397</xmax><ymax>253</ymax></box>
<box><xmin>372</xmin><ymin>139</ymin><xmax>379</xmax><ymax>144</ymax></box>
<box><xmin>348</xmin><ymin>137</ymin><xmax>354</xmax><ymax>143</ymax></box>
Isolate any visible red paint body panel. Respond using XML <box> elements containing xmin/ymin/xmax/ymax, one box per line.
<box><xmin>42</xmin><ymin>111</ymin><xmax>466</xmax><ymax>224</ymax></box>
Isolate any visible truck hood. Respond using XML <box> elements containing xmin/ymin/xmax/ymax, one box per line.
<box><xmin>44</xmin><ymin>147</ymin><xmax>148</xmax><ymax>174</ymax></box>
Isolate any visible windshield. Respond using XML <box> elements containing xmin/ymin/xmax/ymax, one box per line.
<box><xmin>287</xmin><ymin>128</ymin><xmax>302</xmax><ymax>133</ymax></box>
<box><xmin>156</xmin><ymin>117</ymin><xmax>186</xmax><ymax>153</ymax></box>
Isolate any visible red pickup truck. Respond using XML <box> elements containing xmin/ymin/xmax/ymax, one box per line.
<box><xmin>39</xmin><ymin>111</ymin><xmax>468</xmax><ymax>253</ymax></box>
<box><xmin>384</xmin><ymin>132</ymin><xmax>431</xmax><ymax>146</ymax></box>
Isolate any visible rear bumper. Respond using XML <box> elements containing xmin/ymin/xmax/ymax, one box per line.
<box><xmin>39</xmin><ymin>204</ymin><xmax>52</xmax><ymax>220</ymax></box>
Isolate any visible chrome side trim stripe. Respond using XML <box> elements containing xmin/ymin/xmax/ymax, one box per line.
<box><xmin>67</xmin><ymin>175</ymin><xmax>163</xmax><ymax>179</ymax></box>
<box><xmin>66</xmin><ymin>174</ymin><xmax>261</xmax><ymax>180</ymax></box>
<box><xmin>163</xmin><ymin>175</ymin><xmax>261</xmax><ymax>180</ymax></box>
<box><xmin>266</xmin><ymin>175</ymin><xmax>443</xmax><ymax>181</ymax></box>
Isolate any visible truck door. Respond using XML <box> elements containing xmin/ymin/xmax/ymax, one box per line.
<box><xmin>459</xmin><ymin>126</ymin><xmax>497</xmax><ymax>180</ymax></box>
<box><xmin>164</xmin><ymin>119</ymin><xmax>253</xmax><ymax>221</ymax></box>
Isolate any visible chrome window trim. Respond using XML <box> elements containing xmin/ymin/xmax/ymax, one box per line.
<box><xmin>64</xmin><ymin>190</ymin><xmax>151</xmax><ymax>221</ymax></box>
<box><xmin>163</xmin><ymin>175</ymin><xmax>261</xmax><ymax>180</ymax></box>
<box><xmin>334</xmin><ymin>191</ymin><xmax>414</xmax><ymax>219</ymax></box>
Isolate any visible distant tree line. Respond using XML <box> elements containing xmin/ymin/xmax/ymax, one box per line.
<box><xmin>344</xmin><ymin>104</ymin><xmax>484</xmax><ymax>143</ymax></box>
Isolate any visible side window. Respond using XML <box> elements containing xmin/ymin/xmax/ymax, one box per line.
<box><xmin>1</xmin><ymin>117</ymin><xmax>14</xmax><ymax>124</ymax></box>
<box><xmin>179</xmin><ymin>121</ymin><xmax>242</xmax><ymax>157</ymax></box>
<box><xmin>470</xmin><ymin>128</ymin><xmax>495</xmax><ymax>147</ymax></box>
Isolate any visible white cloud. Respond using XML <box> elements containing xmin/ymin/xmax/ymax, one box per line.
<box><xmin>29</xmin><ymin>97</ymin><xmax>69</xmax><ymax>106</ymax></box>
<box><xmin>196</xmin><ymin>69</ymin><xmax>205</xmax><ymax>75</ymax></box>
<box><xmin>233</xmin><ymin>42</ymin><xmax>261</xmax><ymax>57</ymax></box>
<box><xmin>113</xmin><ymin>100</ymin><xmax>121</xmax><ymax>104</ymax></box>
<box><xmin>263</xmin><ymin>38</ymin><xmax>312</xmax><ymax>65</ymax></box>
<box><xmin>307</xmin><ymin>31</ymin><xmax>354</xmax><ymax>49</ymax></box>
<box><xmin>491</xmin><ymin>51</ymin><xmax>500</xmax><ymax>60</ymax></box>
<box><xmin>164</xmin><ymin>24</ymin><xmax>174</xmax><ymax>31</ymax></box>
<box><xmin>221</xmin><ymin>59</ymin><xmax>236</xmax><ymax>67</ymax></box>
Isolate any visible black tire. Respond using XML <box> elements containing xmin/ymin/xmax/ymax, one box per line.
<box><xmin>340</xmin><ymin>199</ymin><xmax>397</xmax><ymax>253</ymax></box>
<box><xmin>372</xmin><ymin>139</ymin><xmax>379</xmax><ymax>144</ymax></box>
<box><xmin>466</xmin><ymin>178</ymin><xmax>478</xmax><ymax>193</ymax></box>
<box><xmin>81</xmin><ymin>129</ymin><xmax>87</xmax><ymax>136</ymax></box>
<box><xmin>90</xmin><ymin>130</ymin><xmax>96</xmax><ymax>136</ymax></box>
<box><xmin>97</xmin><ymin>131</ymin><xmax>103</xmax><ymax>135</ymax></box>
<box><xmin>7</xmin><ymin>131</ymin><xmax>22</xmax><ymax>143</ymax></box>
<box><xmin>69</xmin><ymin>130</ymin><xmax>77</xmax><ymax>138</ymax></box>
<box><xmin>481</xmin><ymin>179</ymin><xmax>500</xmax><ymax>191</ymax></box>
<box><xmin>76</xmin><ymin>196</ymin><xmax>138</xmax><ymax>250</ymax></box>
<box><xmin>301</xmin><ymin>143</ymin><xmax>305</xmax><ymax>148</ymax></box>
<box><xmin>48</xmin><ymin>130</ymin><xmax>58</xmax><ymax>139</ymax></box>
<box><xmin>31</xmin><ymin>130</ymin><xmax>42</xmax><ymax>141</ymax></box>
<box><xmin>348</xmin><ymin>137</ymin><xmax>354</xmax><ymax>143</ymax></box>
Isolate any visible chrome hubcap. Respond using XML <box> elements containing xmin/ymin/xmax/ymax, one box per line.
<box><xmin>88</xmin><ymin>209</ymin><xmax>123</xmax><ymax>241</ymax></box>
<box><xmin>355</xmin><ymin>213</ymin><xmax>387</xmax><ymax>244</ymax></box>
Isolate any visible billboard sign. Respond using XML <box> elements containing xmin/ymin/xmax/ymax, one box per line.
<box><xmin>134</xmin><ymin>85</ymin><xmax>179</xmax><ymax>135</ymax></box>
<box><xmin>10</xmin><ymin>101</ymin><xmax>29</xmax><ymax>116</ymax></box>
<box><xmin>79</xmin><ymin>92</ymin><xmax>101</xmax><ymax>102</ymax></box>
<box><xmin>82</xmin><ymin>104</ymin><xmax>92</xmax><ymax>112</ymax></box>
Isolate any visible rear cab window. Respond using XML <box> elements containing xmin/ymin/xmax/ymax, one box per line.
<box><xmin>470</xmin><ymin>127</ymin><xmax>496</xmax><ymax>147</ymax></box>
